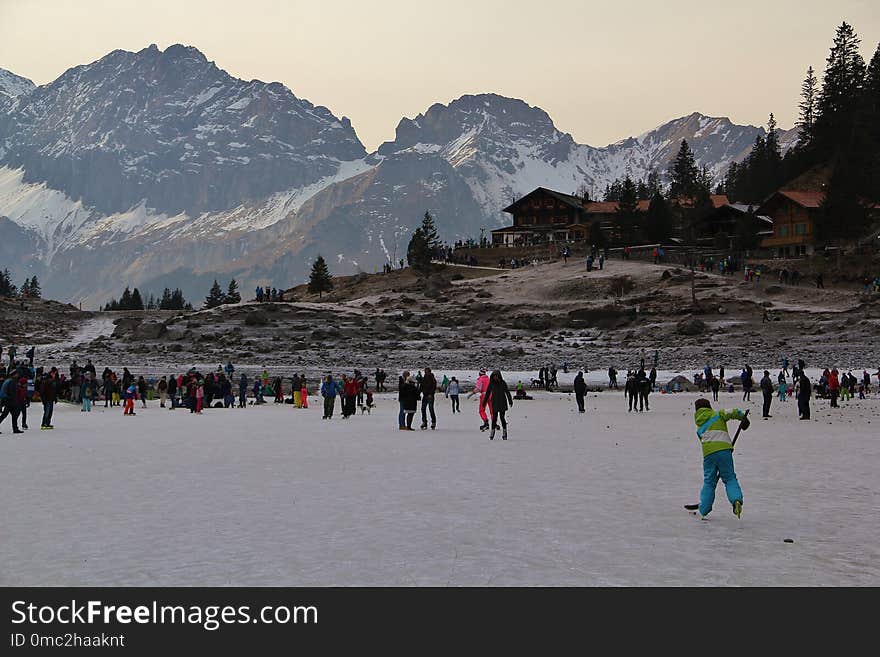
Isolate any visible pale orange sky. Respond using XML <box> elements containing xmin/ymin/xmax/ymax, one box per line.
<box><xmin>1</xmin><ymin>0</ymin><xmax>878</xmax><ymax>150</ymax></box>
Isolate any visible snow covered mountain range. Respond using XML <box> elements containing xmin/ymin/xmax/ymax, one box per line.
<box><xmin>0</xmin><ymin>45</ymin><xmax>795</xmax><ymax>305</ymax></box>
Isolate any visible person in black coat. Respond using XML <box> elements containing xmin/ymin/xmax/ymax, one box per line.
<box><xmin>797</xmin><ymin>372</ymin><xmax>812</xmax><ymax>420</ymax></box>
<box><xmin>484</xmin><ymin>370</ymin><xmax>513</xmax><ymax>440</ymax></box>
<box><xmin>398</xmin><ymin>373</ymin><xmax>420</xmax><ymax>431</ymax></box>
<box><xmin>760</xmin><ymin>370</ymin><xmax>774</xmax><ymax>418</ymax></box>
<box><xmin>573</xmin><ymin>371</ymin><xmax>587</xmax><ymax>413</ymax></box>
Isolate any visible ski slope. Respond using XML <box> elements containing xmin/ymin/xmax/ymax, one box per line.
<box><xmin>1</xmin><ymin>389</ymin><xmax>878</xmax><ymax>586</ymax></box>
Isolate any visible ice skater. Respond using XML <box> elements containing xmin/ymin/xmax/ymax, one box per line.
<box><xmin>446</xmin><ymin>377</ymin><xmax>460</xmax><ymax>413</ymax></box>
<box><xmin>484</xmin><ymin>370</ymin><xmax>513</xmax><ymax>440</ymax></box>
<box><xmin>468</xmin><ymin>368</ymin><xmax>491</xmax><ymax>431</ymax></box>
<box><xmin>693</xmin><ymin>398</ymin><xmax>748</xmax><ymax>519</ymax></box>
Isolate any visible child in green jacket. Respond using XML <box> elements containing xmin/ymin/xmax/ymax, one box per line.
<box><xmin>694</xmin><ymin>398</ymin><xmax>748</xmax><ymax>519</ymax></box>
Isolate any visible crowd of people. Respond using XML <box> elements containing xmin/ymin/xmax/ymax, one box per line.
<box><xmin>254</xmin><ymin>286</ymin><xmax>285</xmax><ymax>303</ymax></box>
<box><xmin>2</xmin><ymin>339</ymin><xmax>879</xmax><ymax>443</ymax></box>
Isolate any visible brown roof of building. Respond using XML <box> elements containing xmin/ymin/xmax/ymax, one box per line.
<box><xmin>502</xmin><ymin>187</ymin><xmax>585</xmax><ymax>213</ymax></box>
<box><xmin>777</xmin><ymin>190</ymin><xmax>824</xmax><ymax>208</ymax></box>
<box><xmin>583</xmin><ymin>199</ymin><xmax>652</xmax><ymax>213</ymax></box>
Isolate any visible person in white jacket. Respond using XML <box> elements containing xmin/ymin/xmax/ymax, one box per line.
<box><xmin>446</xmin><ymin>377</ymin><xmax>460</xmax><ymax>413</ymax></box>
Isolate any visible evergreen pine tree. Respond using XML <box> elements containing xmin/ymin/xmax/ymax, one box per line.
<box><xmin>28</xmin><ymin>276</ymin><xmax>41</xmax><ymax>299</ymax></box>
<box><xmin>20</xmin><ymin>278</ymin><xmax>31</xmax><ymax>298</ymax></box>
<box><xmin>765</xmin><ymin>113</ymin><xmax>783</xmax><ymax>190</ymax></box>
<box><xmin>130</xmin><ymin>288</ymin><xmax>144</xmax><ymax>310</ymax></box>
<box><xmin>814</xmin><ymin>22</ymin><xmax>866</xmax><ymax>158</ymax></box>
<box><xmin>224</xmin><ymin>278</ymin><xmax>241</xmax><ymax>305</ymax></box>
<box><xmin>170</xmin><ymin>288</ymin><xmax>187</xmax><ymax>310</ymax></box>
<box><xmin>645</xmin><ymin>192</ymin><xmax>674</xmax><ymax>243</ymax></box>
<box><xmin>407</xmin><ymin>211</ymin><xmax>440</xmax><ymax>277</ymax></box>
<box><xmin>646</xmin><ymin>169</ymin><xmax>663</xmax><ymax>198</ymax></box>
<box><xmin>119</xmin><ymin>287</ymin><xmax>133</xmax><ymax>310</ymax></box>
<box><xmin>616</xmin><ymin>177</ymin><xmax>641</xmax><ymax>243</ymax></box>
<box><xmin>0</xmin><ymin>269</ymin><xmax>16</xmax><ymax>297</ymax></box>
<box><xmin>819</xmin><ymin>161</ymin><xmax>866</xmax><ymax>243</ymax></box>
<box><xmin>857</xmin><ymin>43</ymin><xmax>880</xmax><ymax>201</ymax></box>
<box><xmin>204</xmin><ymin>280</ymin><xmax>225</xmax><ymax>309</ymax></box>
<box><xmin>308</xmin><ymin>255</ymin><xmax>333</xmax><ymax>298</ymax></box>
<box><xmin>669</xmin><ymin>140</ymin><xmax>700</xmax><ymax>199</ymax></box>
<box><xmin>724</xmin><ymin>161</ymin><xmax>740</xmax><ymax>201</ymax></box>
<box><xmin>159</xmin><ymin>288</ymin><xmax>173</xmax><ymax>310</ymax></box>
<box><xmin>146</xmin><ymin>294</ymin><xmax>156</xmax><ymax>310</ymax></box>
<box><xmin>797</xmin><ymin>66</ymin><xmax>819</xmax><ymax>148</ymax></box>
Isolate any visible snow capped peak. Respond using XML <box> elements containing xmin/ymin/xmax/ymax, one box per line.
<box><xmin>0</xmin><ymin>67</ymin><xmax>36</xmax><ymax>100</ymax></box>
<box><xmin>0</xmin><ymin>45</ymin><xmax>367</xmax><ymax>217</ymax></box>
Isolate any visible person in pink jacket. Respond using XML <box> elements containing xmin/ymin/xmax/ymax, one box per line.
<box><xmin>468</xmin><ymin>368</ymin><xmax>492</xmax><ymax>431</ymax></box>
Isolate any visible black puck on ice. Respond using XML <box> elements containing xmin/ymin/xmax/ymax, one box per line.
<box><xmin>784</xmin><ymin>538</ymin><xmax>794</xmax><ymax>543</ymax></box>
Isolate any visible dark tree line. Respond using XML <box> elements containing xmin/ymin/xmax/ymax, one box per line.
<box><xmin>204</xmin><ymin>279</ymin><xmax>241</xmax><ymax>309</ymax></box>
<box><xmin>723</xmin><ymin>22</ymin><xmax>880</xmax><ymax>241</ymax></box>
<box><xmin>104</xmin><ymin>286</ymin><xmax>192</xmax><ymax>311</ymax></box>
<box><xmin>0</xmin><ymin>270</ymin><xmax>41</xmax><ymax>298</ymax></box>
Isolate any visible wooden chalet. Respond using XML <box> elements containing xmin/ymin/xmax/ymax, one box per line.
<box><xmin>494</xmin><ymin>187</ymin><xmax>731</xmax><ymax>247</ymax></box>
<box><xmin>757</xmin><ymin>190</ymin><xmax>823</xmax><ymax>257</ymax></box>
<box><xmin>493</xmin><ymin>188</ymin><xmax>591</xmax><ymax>246</ymax></box>
<box><xmin>695</xmin><ymin>202</ymin><xmax>774</xmax><ymax>249</ymax></box>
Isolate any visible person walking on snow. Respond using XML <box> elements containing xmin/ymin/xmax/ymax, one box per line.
<box><xmin>777</xmin><ymin>371</ymin><xmax>788</xmax><ymax>401</ymax></box>
<box><xmin>760</xmin><ymin>370</ymin><xmax>773</xmax><ymax>418</ymax></box>
<box><xmin>123</xmin><ymin>382</ymin><xmax>137</xmax><ymax>416</ymax></box>
<box><xmin>797</xmin><ymin>371</ymin><xmax>812</xmax><ymax>420</ymax></box>
<box><xmin>828</xmin><ymin>368</ymin><xmax>840</xmax><ymax>408</ymax></box>
<box><xmin>693</xmin><ymin>398</ymin><xmax>748</xmax><ymax>519</ymax></box>
<box><xmin>446</xmin><ymin>377</ymin><xmax>460</xmax><ymax>413</ymax></box>
<box><xmin>321</xmin><ymin>375</ymin><xmax>337</xmax><ymax>420</ymax></box>
<box><xmin>484</xmin><ymin>370</ymin><xmax>514</xmax><ymax>440</ymax></box>
<box><xmin>420</xmin><ymin>367</ymin><xmax>437</xmax><ymax>430</ymax></box>
<box><xmin>573</xmin><ymin>371</ymin><xmax>587</xmax><ymax>413</ymax></box>
<box><xmin>468</xmin><ymin>368</ymin><xmax>491</xmax><ymax>431</ymax></box>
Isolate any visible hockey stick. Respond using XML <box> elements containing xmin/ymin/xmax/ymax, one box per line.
<box><xmin>684</xmin><ymin>410</ymin><xmax>750</xmax><ymax>511</ymax></box>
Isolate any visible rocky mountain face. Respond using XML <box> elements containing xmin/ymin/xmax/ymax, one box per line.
<box><xmin>0</xmin><ymin>45</ymin><xmax>365</xmax><ymax>216</ymax></box>
<box><xmin>0</xmin><ymin>47</ymin><xmax>795</xmax><ymax>306</ymax></box>
<box><xmin>0</xmin><ymin>68</ymin><xmax>35</xmax><ymax>100</ymax></box>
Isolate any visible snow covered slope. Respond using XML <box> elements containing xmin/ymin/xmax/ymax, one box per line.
<box><xmin>0</xmin><ymin>67</ymin><xmax>35</xmax><ymax>100</ymax></box>
<box><xmin>0</xmin><ymin>50</ymin><xmax>795</xmax><ymax>304</ymax></box>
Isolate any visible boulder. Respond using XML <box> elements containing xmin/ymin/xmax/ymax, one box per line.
<box><xmin>133</xmin><ymin>321</ymin><xmax>167</xmax><ymax>340</ymax></box>
<box><xmin>676</xmin><ymin>318</ymin><xmax>706</xmax><ymax>336</ymax></box>
<box><xmin>111</xmin><ymin>317</ymin><xmax>141</xmax><ymax>337</ymax></box>
<box><xmin>244</xmin><ymin>310</ymin><xmax>269</xmax><ymax>326</ymax></box>
<box><xmin>567</xmin><ymin>306</ymin><xmax>635</xmax><ymax>329</ymax></box>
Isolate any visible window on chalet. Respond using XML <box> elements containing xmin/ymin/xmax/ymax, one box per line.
<box><xmin>794</xmin><ymin>223</ymin><xmax>807</xmax><ymax>235</ymax></box>
<box><xmin>778</xmin><ymin>225</ymin><xmax>790</xmax><ymax>238</ymax></box>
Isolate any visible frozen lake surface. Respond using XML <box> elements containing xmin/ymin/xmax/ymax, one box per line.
<box><xmin>2</xmin><ymin>389</ymin><xmax>878</xmax><ymax>586</ymax></box>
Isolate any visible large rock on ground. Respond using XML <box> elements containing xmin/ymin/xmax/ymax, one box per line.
<box><xmin>133</xmin><ymin>321</ymin><xmax>167</xmax><ymax>340</ymax></box>
<box><xmin>676</xmin><ymin>318</ymin><xmax>706</xmax><ymax>336</ymax></box>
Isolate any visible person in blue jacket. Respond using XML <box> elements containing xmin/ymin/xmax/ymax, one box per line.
<box><xmin>321</xmin><ymin>375</ymin><xmax>337</xmax><ymax>419</ymax></box>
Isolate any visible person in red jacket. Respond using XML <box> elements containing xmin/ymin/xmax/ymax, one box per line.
<box><xmin>828</xmin><ymin>367</ymin><xmax>840</xmax><ymax>408</ymax></box>
<box><xmin>343</xmin><ymin>375</ymin><xmax>359</xmax><ymax>418</ymax></box>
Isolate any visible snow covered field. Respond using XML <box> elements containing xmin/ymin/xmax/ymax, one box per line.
<box><xmin>1</xmin><ymin>389</ymin><xmax>878</xmax><ymax>586</ymax></box>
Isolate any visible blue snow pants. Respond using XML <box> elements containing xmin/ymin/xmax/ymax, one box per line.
<box><xmin>699</xmin><ymin>449</ymin><xmax>743</xmax><ymax>516</ymax></box>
